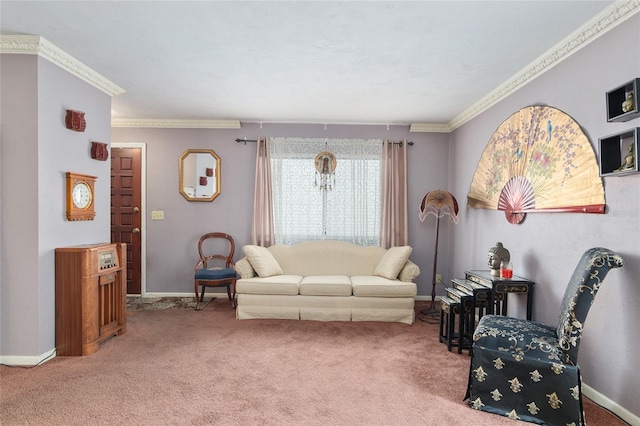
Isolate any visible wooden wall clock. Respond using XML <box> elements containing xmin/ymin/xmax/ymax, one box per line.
<box><xmin>66</xmin><ymin>172</ymin><xmax>96</xmax><ymax>221</ymax></box>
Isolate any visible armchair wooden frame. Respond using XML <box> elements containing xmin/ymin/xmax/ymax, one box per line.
<box><xmin>194</xmin><ymin>232</ymin><xmax>237</xmax><ymax>310</ymax></box>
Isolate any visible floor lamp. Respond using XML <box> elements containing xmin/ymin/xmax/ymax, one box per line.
<box><xmin>418</xmin><ymin>190</ymin><xmax>459</xmax><ymax>317</ymax></box>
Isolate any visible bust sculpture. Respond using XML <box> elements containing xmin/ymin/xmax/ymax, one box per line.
<box><xmin>622</xmin><ymin>92</ymin><xmax>635</xmax><ymax>113</ymax></box>
<box><xmin>488</xmin><ymin>242</ymin><xmax>510</xmax><ymax>276</ymax></box>
<box><xmin>615</xmin><ymin>143</ymin><xmax>635</xmax><ymax>172</ymax></box>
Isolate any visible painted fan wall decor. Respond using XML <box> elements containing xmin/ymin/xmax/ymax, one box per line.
<box><xmin>467</xmin><ymin>105</ymin><xmax>605</xmax><ymax>224</ymax></box>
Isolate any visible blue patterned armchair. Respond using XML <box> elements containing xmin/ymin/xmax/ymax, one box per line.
<box><xmin>465</xmin><ymin>247</ymin><xmax>624</xmax><ymax>425</ymax></box>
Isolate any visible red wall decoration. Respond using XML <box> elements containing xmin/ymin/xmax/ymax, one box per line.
<box><xmin>91</xmin><ymin>142</ymin><xmax>109</xmax><ymax>161</ymax></box>
<box><xmin>65</xmin><ymin>110</ymin><xmax>87</xmax><ymax>132</ymax></box>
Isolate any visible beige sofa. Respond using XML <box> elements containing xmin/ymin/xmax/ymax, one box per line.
<box><xmin>234</xmin><ymin>240</ymin><xmax>420</xmax><ymax>324</ymax></box>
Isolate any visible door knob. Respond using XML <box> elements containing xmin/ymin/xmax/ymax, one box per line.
<box><xmin>132</xmin><ymin>228</ymin><xmax>140</xmax><ymax>233</ymax></box>
<box><xmin>133</xmin><ymin>207</ymin><xmax>139</xmax><ymax>213</ymax></box>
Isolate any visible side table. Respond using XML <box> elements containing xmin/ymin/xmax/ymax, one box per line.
<box><xmin>465</xmin><ymin>270</ymin><xmax>535</xmax><ymax>320</ymax></box>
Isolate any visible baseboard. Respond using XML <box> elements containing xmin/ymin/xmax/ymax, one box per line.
<box><xmin>139</xmin><ymin>293</ymin><xmax>440</xmax><ymax>301</ymax></box>
<box><xmin>582</xmin><ymin>383</ymin><xmax>638</xmax><ymax>425</ymax></box>
<box><xmin>134</xmin><ymin>292</ymin><xmax>228</xmax><ymax>298</ymax></box>
<box><xmin>0</xmin><ymin>347</ymin><xmax>56</xmax><ymax>367</ymax></box>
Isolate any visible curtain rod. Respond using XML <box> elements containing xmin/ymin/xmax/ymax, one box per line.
<box><xmin>235</xmin><ymin>138</ymin><xmax>414</xmax><ymax>146</ymax></box>
<box><xmin>236</xmin><ymin>138</ymin><xmax>258</xmax><ymax>144</ymax></box>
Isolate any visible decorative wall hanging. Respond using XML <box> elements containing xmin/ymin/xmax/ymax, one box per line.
<box><xmin>314</xmin><ymin>151</ymin><xmax>336</xmax><ymax>190</ymax></box>
<box><xmin>467</xmin><ymin>105</ymin><xmax>605</xmax><ymax>224</ymax></box>
<box><xmin>205</xmin><ymin>167</ymin><xmax>214</xmax><ymax>177</ymax></box>
<box><xmin>65</xmin><ymin>109</ymin><xmax>86</xmax><ymax>132</ymax></box>
<box><xmin>90</xmin><ymin>141</ymin><xmax>109</xmax><ymax>161</ymax></box>
<box><xmin>199</xmin><ymin>176</ymin><xmax>208</xmax><ymax>186</ymax></box>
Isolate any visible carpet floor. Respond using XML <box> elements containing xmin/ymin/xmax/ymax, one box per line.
<box><xmin>1</xmin><ymin>300</ymin><xmax>627</xmax><ymax>425</ymax></box>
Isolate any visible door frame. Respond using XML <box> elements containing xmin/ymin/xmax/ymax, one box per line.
<box><xmin>111</xmin><ymin>142</ymin><xmax>147</xmax><ymax>296</ymax></box>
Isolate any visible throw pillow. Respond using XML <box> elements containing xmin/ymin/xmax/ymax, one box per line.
<box><xmin>374</xmin><ymin>246</ymin><xmax>413</xmax><ymax>280</ymax></box>
<box><xmin>242</xmin><ymin>245</ymin><xmax>283</xmax><ymax>277</ymax></box>
<box><xmin>235</xmin><ymin>257</ymin><xmax>256</xmax><ymax>279</ymax></box>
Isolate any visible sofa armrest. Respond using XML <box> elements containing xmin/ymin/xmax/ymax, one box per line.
<box><xmin>398</xmin><ymin>260</ymin><xmax>420</xmax><ymax>282</ymax></box>
<box><xmin>235</xmin><ymin>257</ymin><xmax>256</xmax><ymax>279</ymax></box>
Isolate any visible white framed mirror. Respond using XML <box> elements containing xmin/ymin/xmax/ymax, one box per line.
<box><xmin>179</xmin><ymin>149</ymin><xmax>221</xmax><ymax>202</ymax></box>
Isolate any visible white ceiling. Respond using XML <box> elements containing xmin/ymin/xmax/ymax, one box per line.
<box><xmin>0</xmin><ymin>1</ymin><xmax>624</xmax><ymax>127</ymax></box>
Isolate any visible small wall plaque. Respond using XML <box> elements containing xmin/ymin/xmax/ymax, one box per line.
<box><xmin>91</xmin><ymin>142</ymin><xmax>109</xmax><ymax>161</ymax></box>
<box><xmin>65</xmin><ymin>110</ymin><xmax>86</xmax><ymax>132</ymax></box>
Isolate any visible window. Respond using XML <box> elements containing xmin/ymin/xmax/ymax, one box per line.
<box><xmin>270</xmin><ymin>138</ymin><xmax>382</xmax><ymax>246</ymax></box>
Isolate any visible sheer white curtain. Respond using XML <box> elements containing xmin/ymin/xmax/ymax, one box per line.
<box><xmin>270</xmin><ymin>138</ymin><xmax>382</xmax><ymax>246</ymax></box>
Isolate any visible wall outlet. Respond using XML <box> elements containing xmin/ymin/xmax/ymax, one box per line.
<box><xmin>435</xmin><ymin>273</ymin><xmax>442</xmax><ymax>283</ymax></box>
<box><xmin>151</xmin><ymin>210</ymin><xmax>164</xmax><ymax>220</ymax></box>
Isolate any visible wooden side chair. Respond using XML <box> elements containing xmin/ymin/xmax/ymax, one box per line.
<box><xmin>465</xmin><ymin>247</ymin><xmax>624</xmax><ymax>425</ymax></box>
<box><xmin>194</xmin><ymin>232</ymin><xmax>237</xmax><ymax>310</ymax></box>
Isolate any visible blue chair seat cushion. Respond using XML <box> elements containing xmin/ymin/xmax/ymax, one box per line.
<box><xmin>195</xmin><ymin>267</ymin><xmax>237</xmax><ymax>281</ymax></box>
<box><xmin>473</xmin><ymin>315</ymin><xmax>564</xmax><ymax>363</ymax></box>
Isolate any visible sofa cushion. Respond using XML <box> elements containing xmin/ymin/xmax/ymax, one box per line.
<box><xmin>351</xmin><ymin>276</ymin><xmax>417</xmax><ymax>297</ymax></box>
<box><xmin>299</xmin><ymin>275</ymin><xmax>352</xmax><ymax>296</ymax></box>
<box><xmin>235</xmin><ymin>275</ymin><xmax>302</xmax><ymax>295</ymax></box>
<box><xmin>243</xmin><ymin>245</ymin><xmax>283</xmax><ymax>277</ymax></box>
<box><xmin>374</xmin><ymin>246</ymin><xmax>413</xmax><ymax>279</ymax></box>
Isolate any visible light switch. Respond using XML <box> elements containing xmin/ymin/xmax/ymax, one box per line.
<box><xmin>151</xmin><ymin>210</ymin><xmax>164</xmax><ymax>220</ymax></box>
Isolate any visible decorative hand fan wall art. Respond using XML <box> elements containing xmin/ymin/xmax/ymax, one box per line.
<box><xmin>467</xmin><ymin>105</ymin><xmax>605</xmax><ymax>224</ymax></box>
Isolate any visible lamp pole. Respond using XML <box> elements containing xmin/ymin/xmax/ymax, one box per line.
<box><xmin>430</xmin><ymin>214</ymin><xmax>440</xmax><ymax>312</ymax></box>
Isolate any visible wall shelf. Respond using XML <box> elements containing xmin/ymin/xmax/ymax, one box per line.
<box><xmin>598</xmin><ymin>128</ymin><xmax>639</xmax><ymax>177</ymax></box>
<box><xmin>606</xmin><ymin>78</ymin><xmax>639</xmax><ymax>122</ymax></box>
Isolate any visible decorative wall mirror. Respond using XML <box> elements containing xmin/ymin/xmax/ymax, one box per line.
<box><xmin>179</xmin><ymin>149</ymin><xmax>221</xmax><ymax>201</ymax></box>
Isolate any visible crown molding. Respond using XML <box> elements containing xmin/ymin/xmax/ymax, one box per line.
<box><xmin>111</xmin><ymin>118</ymin><xmax>242</xmax><ymax>129</ymax></box>
<box><xmin>4</xmin><ymin>1</ymin><xmax>637</xmax><ymax>131</ymax></box>
<box><xmin>409</xmin><ymin>123</ymin><xmax>451</xmax><ymax>133</ymax></box>
<box><xmin>448</xmin><ymin>0</ymin><xmax>640</xmax><ymax>131</ymax></box>
<box><xmin>0</xmin><ymin>35</ymin><xmax>125</xmax><ymax>96</ymax></box>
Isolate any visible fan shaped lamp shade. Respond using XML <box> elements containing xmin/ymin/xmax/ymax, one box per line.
<box><xmin>419</xmin><ymin>190</ymin><xmax>459</xmax><ymax>224</ymax></box>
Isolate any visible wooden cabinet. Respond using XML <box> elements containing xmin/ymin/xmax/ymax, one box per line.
<box><xmin>55</xmin><ymin>243</ymin><xmax>127</xmax><ymax>356</ymax></box>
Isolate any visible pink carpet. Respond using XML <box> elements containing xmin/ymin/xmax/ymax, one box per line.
<box><xmin>1</xmin><ymin>300</ymin><xmax>626</xmax><ymax>425</ymax></box>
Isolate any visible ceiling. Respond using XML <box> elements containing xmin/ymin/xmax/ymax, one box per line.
<box><xmin>0</xmin><ymin>1</ymin><xmax>621</xmax><ymax>128</ymax></box>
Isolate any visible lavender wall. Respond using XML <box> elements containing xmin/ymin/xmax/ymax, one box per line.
<box><xmin>1</xmin><ymin>55</ymin><xmax>40</xmax><ymax>357</ymax></box>
<box><xmin>0</xmin><ymin>55</ymin><xmax>112</xmax><ymax>361</ymax></box>
<box><xmin>449</xmin><ymin>14</ymin><xmax>639</xmax><ymax>418</ymax></box>
<box><xmin>111</xmin><ymin>124</ymin><xmax>452</xmax><ymax>297</ymax></box>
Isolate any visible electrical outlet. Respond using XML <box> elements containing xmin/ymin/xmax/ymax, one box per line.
<box><xmin>435</xmin><ymin>273</ymin><xmax>442</xmax><ymax>283</ymax></box>
<box><xmin>151</xmin><ymin>210</ymin><xmax>164</xmax><ymax>220</ymax></box>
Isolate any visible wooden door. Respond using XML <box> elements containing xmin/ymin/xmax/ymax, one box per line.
<box><xmin>111</xmin><ymin>148</ymin><xmax>142</xmax><ymax>294</ymax></box>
